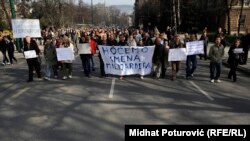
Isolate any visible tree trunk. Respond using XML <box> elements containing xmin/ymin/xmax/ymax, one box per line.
<box><xmin>0</xmin><ymin>0</ymin><xmax>12</xmax><ymax>28</ymax></box>
<box><xmin>227</xmin><ymin>0</ymin><xmax>233</xmax><ymax>35</ymax></box>
<box><xmin>173</xmin><ymin>0</ymin><xmax>177</xmax><ymax>33</ymax></box>
<box><xmin>177</xmin><ymin>0</ymin><xmax>181</xmax><ymax>29</ymax></box>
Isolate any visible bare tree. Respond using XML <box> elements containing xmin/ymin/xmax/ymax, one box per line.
<box><xmin>0</xmin><ymin>0</ymin><xmax>11</xmax><ymax>28</ymax></box>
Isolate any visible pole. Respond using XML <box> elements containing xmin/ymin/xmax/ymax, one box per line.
<box><xmin>9</xmin><ymin>0</ymin><xmax>21</xmax><ymax>52</ymax></box>
<box><xmin>238</xmin><ymin>0</ymin><xmax>244</xmax><ymax>36</ymax></box>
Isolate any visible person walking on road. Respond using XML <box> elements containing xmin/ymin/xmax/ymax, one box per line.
<box><xmin>241</xmin><ymin>28</ymin><xmax>250</xmax><ymax>64</ymax></box>
<box><xmin>43</xmin><ymin>37</ymin><xmax>58</xmax><ymax>80</ymax></box>
<box><xmin>60</xmin><ymin>36</ymin><xmax>75</xmax><ymax>80</ymax></box>
<box><xmin>23</xmin><ymin>36</ymin><xmax>42</xmax><ymax>82</ymax></box>
<box><xmin>0</xmin><ymin>36</ymin><xmax>10</xmax><ymax>65</ymax></box>
<box><xmin>169</xmin><ymin>35</ymin><xmax>185</xmax><ymax>81</ymax></box>
<box><xmin>186</xmin><ymin>34</ymin><xmax>197</xmax><ymax>80</ymax></box>
<box><xmin>227</xmin><ymin>39</ymin><xmax>243</xmax><ymax>82</ymax></box>
<box><xmin>199</xmin><ymin>30</ymin><xmax>209</xmax><ymax>60</ymax></box>
<box><xmin>152</xmin><ymin>38</ymin><xmax>166</xmax><ymax>79</ymax></box>
<box><xmin>5</xmin><ymin>36</ymin><xmax>17</xmax><ymax>65</ymax></box>
<box><xmin>117</xmin><ymin>34</ymin><xmax>128</xmax><ymax>80</ymax></box>
<box><xmin>209</xmin><ymin>36</ymin><xmax>225</xmax><ymax>83</ymax></box>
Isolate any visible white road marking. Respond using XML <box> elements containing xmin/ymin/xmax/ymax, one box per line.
<box><xmin>109</xmin><ymin>78</ymin><xmax>116</xmax><ymax>99</ymax></box>
<box><xmin>190</xmin><ymin>81</ymin><xmax>214</xmax><ymax>101</ymax></box>
<box><xmin>10</xmin><ymin>87</ymin><xmax>30</xmax><ymax>99</ymax></box>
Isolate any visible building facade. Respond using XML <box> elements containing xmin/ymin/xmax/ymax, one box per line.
<box><xmin>226</xmin><ymin>0</ymin><xmax>250</xmax><ymax>34</ymax></box>
<box><xmin>134</xmin><ymin>0</ymin><xmax>250</xmax><ymax>34</ymax></box>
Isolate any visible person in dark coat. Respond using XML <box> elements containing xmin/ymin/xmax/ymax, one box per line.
<box><xmin>23</xmin><ymin>36</ymin><xmax>42</xmax><ymax>82</ymax></box>
<box><xmin>241</xmin><ymin>28</ymin><xmax>250</xmax><ymax>64</ymax></box>
<box><xmin>117</xmin><ymin>34</ymin><xmax>128</xmax><ymax>80</ymax></box>
<box><xmin>199</xmin><ymin>30</ymin><xmax>209</xmax><ymax>60</ymax></box>
<box><xmin>227</xmin><ymin>39</ymin><xmax>243</xmax><ymax>82</ymax></box>
<box><xmin>0</xmin><ymin>36</ymin><xmax>10</xmax><ymax>65</ymax></box>
<box><xmin>152</xmin><ymin>37</ymin><xmax>165</xmax><ymax>79</ymax></box>
<box><xmin>5</xmin><ymin>36</ymin><xmax>17</xmax><ymax>65</ymax></box>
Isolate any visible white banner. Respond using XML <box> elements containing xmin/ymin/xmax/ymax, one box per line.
<box><xmin>24</xmin><ymin>50</ymin><xmax>37</xmax><ymax>59</ymax></box>
<box><xmin>11</xmin><ymin>19</ymin><xmax>41</xmax><ymax>38</ymax></box>
<box><xmin>56</xmin><ymin>48</ymin><xmax>75</xmax><ymax>61</ymax></box>
<box><xmin>78</xmin><ymin>43</ymin><xmax>91</xmax><ymax>54</ymax></box>
<box><xmin>233</xmin><ymin>48</ymin><xmax>244</xmax><ymax>54</ymax></box>
<box><xmin>168</xmin><ymin>48</ymin><xmax>187</xmax><ymax>61</ymax></box>
<box><xmin>98</xmin><ymin>46</ymin><xmax>155</xmax><ymax>75</ymax></box>
<box><xmin>186</xmin><ymin>41</ymin><xmax>204</xmax><ymax>55</ymax></box>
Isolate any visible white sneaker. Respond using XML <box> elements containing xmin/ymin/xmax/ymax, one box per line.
<box><xmin>210</xmin><ymin>79</ymin><xmax>215</xmax><ymax>83</ymax></box>
<box><xmin>215</xmin><ymin>79</ymin><xmax>221</xmax><ymax>83</ymax></box>
<box><xmin>6</xmin><ymin>62</ymin><xmax>10</xmax><ymax>65</ymax></box>
<box><xmin>68</xmin><ymin>75</ymin><xmax>72</xmax><ymax>79</ymax></box>
<box><xmin>140</xmin><ymin>76</ymin><xmax>144</xmax><ymax>79</ymax></box>
<box><xmin>62</xmin><ymin>76</ymin><xmax>67</xmax><ymax>80</ymax></box>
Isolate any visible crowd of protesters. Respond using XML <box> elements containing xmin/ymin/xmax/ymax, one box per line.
<box><xmin>1</xmin><ymin>26</ymin><xmax>250</xmax><ymax>83</ymax></box>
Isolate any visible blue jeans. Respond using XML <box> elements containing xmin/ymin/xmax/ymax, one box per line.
<box><xmin>80</xmin><ymin>54</ymin><xmax>91</xmax><ymax>76</ymax></box>
<box><xmin>90</xmin><ymin>55</ymin><xmax>95</xmax><ymax>70</ymax></box>
<box><xmin>210</xmin><ymin>62</ymin><xmax>222</xmax><ymax>80</ymax></box>
<box><xmin>186</xmin><ymin>55</ymin><xmax>197</xmax><ymax>77</ymax></box>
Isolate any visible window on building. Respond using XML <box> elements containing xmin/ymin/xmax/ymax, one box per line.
<box><xmin>238</xmin><ymin>15</ymin><xmax>246</xmax><ymax>27</ymax></box>
<box><xmin>245</xmin><ymin>0</ymin><xmax>250</xmax><ymax>6</ymax></box>
<box><xmin>239</xmin><ymin>0</ymin><xmax>250</xmax><ymax>6</ymax></box>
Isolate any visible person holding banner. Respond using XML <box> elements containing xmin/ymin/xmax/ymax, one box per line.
<box><xmin>152</xmin><ymin>38</ymin><xmax>165</xmax><ymax>79</ymax></box>
<box><xmin>79</xmin><ymin>36</ymin><xmax>92</xmax><ymax>77</ymax></box>
<box><xmin>227</xmin><ymin>39</ymin><xmax>244</xmax><ymax>82</ymax></box>
<box><xmin>60</xmin><ymin>36</ymin><xmax>75</xmax><ymax>80</ymax></box>
<box><xmin>209</xmin><ymin>36</ymin><xmax>225</xmax><ymax>83</ymax></box>
<box><xmin>169</xmin><ymin>35</ymin><xmax>185</xmax><ymax>81</ymax></box>
<box><xmin>23</xmin><ymin>36</ymin><xmax>42</xmax><ymax>82</ymax></box>
<box><xmin>99</xmin><ymin>35</ymin><xmax>108</xmax><ymax>77</ymax></box>
<box><xmin>117</xmin><ymin>34</ymin><xmax>129</xmax><ymax>80</ymax></box>
<box><xmin>186</xmin><ymin>34</ymin><xmax>197</xmax><ymax>80</ymax></box>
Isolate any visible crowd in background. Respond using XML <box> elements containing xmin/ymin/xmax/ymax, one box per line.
<box><xmin>1</xmin><ymin>26</ymin><xmax>250</xmax><ymax>83</ymax></box>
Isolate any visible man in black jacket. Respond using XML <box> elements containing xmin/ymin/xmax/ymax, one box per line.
<box><xmin>152</xmin><ymin>38</ymin><xmax>165</xmax><ymax>79</ymax></box>
<box><xmin>241</xmin><ymin>28</ymin><xmax>250</xmax><ymax>64</ymax></box>
<box><xmin>23</xmin><ymin>36</ymin><xmax>42</xmax><ymax>82</ymax></box>
<box><xmin>0</xmin><ymin>36</ymin><xmax>10</xmax><ymax>65</ymax></box>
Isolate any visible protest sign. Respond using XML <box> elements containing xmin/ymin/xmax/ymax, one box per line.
<box><xmin>78</xmin><ymin>43</ymin><xmax>91</xmax><ymax>54</ymax></box>
<box><xmin>233</xmin><ymin>48</ymin><xmax>244</xmax><ymax>54</ymax></box>
<box><xmin>168</xmin><ymin>48</ymin><xmax>187</xmax><ymax>61</ymax></box>
<box><xmin>12</xmin><ymin>19</ymin><xmax>41</xmax><ymax>38</ymax></box>
<box><xmin>98</xmin><ymin>46</ymin><xmax>155</xmax><ymax>75</ymax></box>
<box><xmin>186</xmin><ymin>41</ymin><xmax>204</xmax><ymax>55</ymax></box>
<box><xmin>56</xmin><ymin>48</ymin><xmax>75</xmax><ymax>61</ymax></box>
<box><xmin>24</xmin><ymin>50</ymin><xmax>37</xmax><ymax>59</ymax></box>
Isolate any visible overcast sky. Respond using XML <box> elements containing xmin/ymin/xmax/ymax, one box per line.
<box><xmin>83</xmin><ymin>0</ymin><xmax>135</xmax><ymax>5</ymax></box>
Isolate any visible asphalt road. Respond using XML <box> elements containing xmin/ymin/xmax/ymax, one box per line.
<box><xmin>0</xmin><ymin>55</ymin><xmax>250</xmax><ymax>141</ymax></box>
